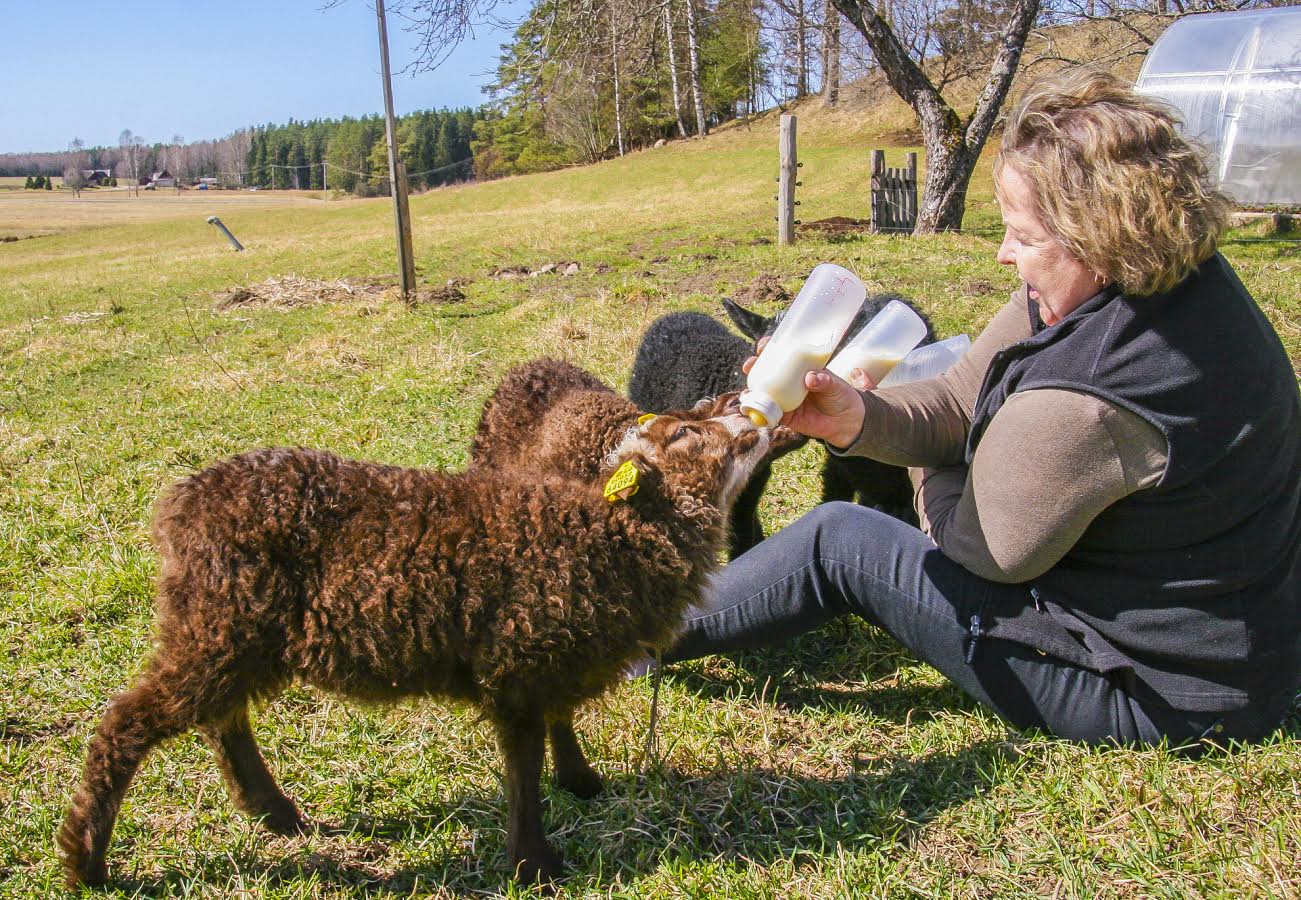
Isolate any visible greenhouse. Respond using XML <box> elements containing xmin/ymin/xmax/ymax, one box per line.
<box><xmin>1134</xmin><ymin>6</ymin><xmax>1301</xmax><ymax>207</ymax></box>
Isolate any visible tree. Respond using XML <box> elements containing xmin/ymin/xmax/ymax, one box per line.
<box><xmin>829</xmin><ymin>0</ymin><xmax>1040</xmax><ymax>232</ymax></box>
<box><xmin>663</xmin><ymin>0</ymin><xmax>689</xmax><ymax>137</ymax></box>
<box><xmin>683</xmin><ymin>0</ymin><xmax>708</xmax><ymax>135</ymax></box>
<box><xmin>64</xmin><ymin>166</ymin><xmax>87</xmax><ymax>197</ymax></box>
<box><xmin>65</xmin><ymin>138</ymin><xmax>89</xmax><ymax>197</ymax></box>
<box><xmin>822</xmin><ymin>0</ymin><xmax>840</xmax><ymax>104</ymax></box>
<box><xmin>24</xmin><ymin>175</ymin><xmax>33</xmax><ymax>189</ymax></box>
<box><xmin>118</xmin><ymin>129</ymin><xmax>145</xmax><ymax>196</ymax></box>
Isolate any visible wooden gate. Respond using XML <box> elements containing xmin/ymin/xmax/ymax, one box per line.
<box><xmin>870</xmin><ymin>150</ymin><xmax>918</xmax><ymax>233</ymax></box>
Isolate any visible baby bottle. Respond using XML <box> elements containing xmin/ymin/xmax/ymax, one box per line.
<box><xmin>740</xmin><ymin>263</ymin><xmax>867</xmax><ymax>427</ymax></box>
<box><xmin>877</xmin><ymin>334</ymin><xmax>972</xmax><ymax>387</ymax></box>
<box><xmin>825</xmin><ymin>299</ymin><xmax>929</xmax><ymax>387</ymax></box>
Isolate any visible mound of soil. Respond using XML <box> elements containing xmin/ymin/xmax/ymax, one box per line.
<box><xmin>412</xmin><ymin>284</ymin><xmax>466</xmax><ymax>305</ymax></box>
<box><xmin>731</xmin><ymin>274</ymin><xmax>790</xmax><ymax>306</ymax></box>
<box><xmin>802</xmin><ymin>216</ymin><xmax>872</xmax><ymax>234</ymax></box>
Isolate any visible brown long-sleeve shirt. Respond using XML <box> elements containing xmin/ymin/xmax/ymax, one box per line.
<box><xmin>833</xmin><ymin>287</ymin><xmax>1169</xmax><ymax>583</ymax></box>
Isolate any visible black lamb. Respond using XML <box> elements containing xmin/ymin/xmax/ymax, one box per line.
<box><xmin>628</xmin><ymin>293</ymin><xmax>935</xmax><ymax>557</ymax></box>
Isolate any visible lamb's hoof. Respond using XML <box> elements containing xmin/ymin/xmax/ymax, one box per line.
<box><xmin>513</xmin><ymin>846</ymin><xmax>566</xmax><ymax>885</ymax></box>
<box><xmin>555</xmin><ymin>767</ymin><xmax>604</xmax><ymax>799</ymax></box>
<box><xmin>259</xmin><ymin>805</ymin><xmax>309</xmax><ymax>836</ymax></box>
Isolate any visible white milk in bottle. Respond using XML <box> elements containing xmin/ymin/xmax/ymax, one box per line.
<box><xmin>740</xmin><ymin>264</ymin><xmax>867</xmax><ymax>427</ymax></box>
<box><xmin>825</xmin><ymin>299</ymin><xmax>929</xmax><ymax>388</ymax></box>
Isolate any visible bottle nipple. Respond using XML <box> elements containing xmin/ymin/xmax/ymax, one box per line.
<box><xmin>746</xmin><ymin>410</ymin><xmax>769</xmax><ymax>427</ymax></box>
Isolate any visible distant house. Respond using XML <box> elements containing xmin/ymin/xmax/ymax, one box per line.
<box><xmin>151</xmin><ymin>169</ymin><xmax>177</xmax><ymax>188</ymax></box>
<box><xmin>82</xmin><ymin>168</ymin><xmax>113</xmax><ymax>186</ymax></box>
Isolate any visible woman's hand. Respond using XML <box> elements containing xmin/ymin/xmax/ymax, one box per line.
<box><xmin>742</xmin><ymin>338</ymin><xmax>868</xmax><ymax>449</ymax></box>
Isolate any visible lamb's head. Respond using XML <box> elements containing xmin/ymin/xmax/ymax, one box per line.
<box><xmin>601</xmin><ymin>406</ymin><xmax>770</xmax><ymax>524</ymax></box>
<box><xmin>674</xmin><ymin>390</ymin><xmax>806</xmax><ymax>457</ymax></box>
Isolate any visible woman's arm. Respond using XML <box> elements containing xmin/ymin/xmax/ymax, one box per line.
<box><xmin>833</xmin><ymin>287</ymin><xmax>1034</xmax><ymax>466</ymax></box>
<box><xmin>914</xmin><ymin>389</ymin><xmax>1168</xmax><ymax>582</ymax></box>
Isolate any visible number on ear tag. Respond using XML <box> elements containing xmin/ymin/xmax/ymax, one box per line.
<box><xmin>604</xmin><ymin>460</ymin><xmax>641</xmax><ymax>502</ymax></box>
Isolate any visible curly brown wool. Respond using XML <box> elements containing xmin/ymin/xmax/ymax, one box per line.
<box><xmin>471</xmin><ymin>358</ymin><xmax>802</xmax><ymax>484</ymax></box>
<box><xmin>58</xmin><ymin>407</ymin><xmax>770</xmax><ymax>888</ymax></box>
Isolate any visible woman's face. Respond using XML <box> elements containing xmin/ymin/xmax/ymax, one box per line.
<box><xmin>996</xmin><ymin>165</ymin><xmax>1101</xmax><ymax>326</ymax></box>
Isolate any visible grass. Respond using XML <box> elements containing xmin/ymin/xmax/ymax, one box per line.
<box><xmin>1</xmin><ymin>108</ymin><xmax>1298</xmax><ymax>899</ymax></box>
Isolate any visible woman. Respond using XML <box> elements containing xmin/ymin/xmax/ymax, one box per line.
<box><xmin>659</xmin><ymin>70</ymin><xmax>1301</xmax><ymax>748</ymax></box>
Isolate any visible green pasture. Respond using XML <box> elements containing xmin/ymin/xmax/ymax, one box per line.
<box><xmin>1</xmin><ymin>125</ymin><xmax>1298</xmax><ymax>898</ymax></box>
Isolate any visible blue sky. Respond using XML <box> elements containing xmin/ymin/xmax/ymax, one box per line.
<box><xmin>0</xmin><ymin>0</ymin><xmax>529</xmax><ymax>153</ymax></box>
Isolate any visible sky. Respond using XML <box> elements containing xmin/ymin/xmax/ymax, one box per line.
<box><xmin>0</xmin><ymin>0</ymin><xmax>530</xmax><ymax>154</ymax></box>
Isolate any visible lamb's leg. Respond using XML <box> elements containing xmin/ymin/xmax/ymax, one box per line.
<box><xmin>57</xmin><ymin>668</ymin><xmax>196</xmax><ymax>889</ymax></box>
<box><xmin>200</xmin><ymin>706</ymin><xmax>305</xmax><ymax>835</ymax></box>
<box><xmin>820</xmin><ymin>455</ymin><xmax>856</xmax><ymax>505</ymax></box>
<box><xmin>548</xmin><ymin>712</ymin><xmax>603</xmax><ymax>798</ymax></box>
<box><xmin>496</xmin><ymin>711</ymin><xmax>564</xmax><ymax>883</ymax></box>
<box><xmin>729</xmin><ymin>462</ymin><xmax>772</xmax><ymax>559</ymax></box>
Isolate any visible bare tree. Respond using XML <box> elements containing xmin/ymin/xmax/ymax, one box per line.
<box><xmin>611</xmin><ymin>2</ymin><xmax>626</xmax><ymax>155</ymax></box>
<box><xmin>830</xmin><ymin>0</ymin><xmax>1041</xmax><ymax>232</ymax></box>
<box><xmin>63</xmin><ymin>165</ymin><xmax>87</xmax><ymax>197</ymax></box>
<box><xmin>683</xmin><ymin>0</ymin><xmax>707</xmax><ymax>136</ymax></box>
<box><xmin>822</xmin><ymin>0</ymin><xmax>841</xmax><ymax>104</ymax></box>
<box><xmin>663</xmin><ymin>0</ymin><xmax>689</xmax><ymax>137</ymax></box>
<box><xmin>118</xmin><ymin>129</ymin><xmax>145</xmax><ymax>197</ymax></box>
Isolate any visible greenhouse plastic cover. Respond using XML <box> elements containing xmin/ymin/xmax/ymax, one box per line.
<box><xmin>1135</xmin><ymin>7</ymin><xmax>1301</xmax><ymax>207</ymax></box>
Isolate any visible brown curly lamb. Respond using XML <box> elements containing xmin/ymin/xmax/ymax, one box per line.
<box><xmin>471</xmin><ymin>357</ymin><xmax>802</xmax><ymax>483</ymax></box>
<box><xmin>58</xmin><ymin>410</ymin><xmax>771</xmax><ymax>888</ymax></box>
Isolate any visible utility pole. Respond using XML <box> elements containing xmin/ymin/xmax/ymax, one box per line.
<box><xmin>376</xmin><ymin>0</ymin><xmax>417</xmax><ymax>301</ymax></box>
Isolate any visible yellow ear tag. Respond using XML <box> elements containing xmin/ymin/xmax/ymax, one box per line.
<box><xmin>637</xmin><ymin>413</ymin><xmax>657</xmax><ymax>426</ymax></box>
<box><xmin>604</xmin><ymin>460</ymin><xmax>641</xmax><ymax>503</ymax></box>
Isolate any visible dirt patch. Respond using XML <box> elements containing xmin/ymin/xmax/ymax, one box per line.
<box><xmin>594</xmin><ymin>262</ymin><xmax>614</xmax><ymax>274</ymax></box>
<box><xmin>490</xmin><ymin>261</ymin><xmax>581</xmax><ymax>279</ymax></box>
<box><xmin>802</xmin><ymin>216</ymin><xmax>873</xmax><ymax>234</ymax></box>
<box><xmin>674</xmin><ymin>272</ymin><xmax>723</xmax><ymax>295</ymax></box>
<box><xmin>961</xmin><ymin>279</ymin><xmax>997</xmax><ymax>296</ymax></box>
<box><xmin>731</xmin><ymin>274</ymin><xmax>790</xmax><ymax>305</ymax></box>
<box><xmin>412</xmin><ymin>284</ymin><xmax>466</xmax><ymax>305</ymax></box>
<box><xmin>214</xmin><ymin>275</ymin><xmax>395</xmax><ymax>310</ymax></box>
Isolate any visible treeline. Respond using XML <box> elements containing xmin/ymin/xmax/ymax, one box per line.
<box><xmin>0</xmin><ymin>134</ymin><xmax>252</xmax><ymax>185</ymax></box>
<box><xmin>245</xmin><ymin>108</ymin><xmax>482</xmax><ymax>194</ymax></box>
<box><xmin>471</xmin><ymin>0</ymin><xmax>769</xmax><ymax>178</ymax></box>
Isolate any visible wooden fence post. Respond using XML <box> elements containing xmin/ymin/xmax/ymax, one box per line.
<box><xmin>869</xmin><ymin>149</ymin><xmax>885</xmax><ymax>232</ymax></box>
<box><xmin>778</xmin><ymin>115</ymin><xmax>797</xmax><ymax>246</ymax></box>
<box><xmin>905</xmin><ymin>152</ymin><xmax>918</xmax><ymax>229</ymax></box>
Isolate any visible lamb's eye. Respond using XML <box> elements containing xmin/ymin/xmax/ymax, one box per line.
<box><xmin>671</xmin><ymin>426</ymin><xmax>691</xmax><ymax>443</ymax></box>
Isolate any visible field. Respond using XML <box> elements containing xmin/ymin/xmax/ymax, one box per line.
<box><xmin>2</xmin><ymin>103</ymin><xmax>1299</xmax><ymax>899</ymax></box>
<box><xmin>0</xmin><ymin>187</ymin><xmax>335</xmax><ymax>238</ymax></box>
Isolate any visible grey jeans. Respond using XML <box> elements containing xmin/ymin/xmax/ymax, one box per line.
<box><xmin>665</xmin><ymin>502</ymin><xmax>1292</xmax><ymax>749</ymax></box>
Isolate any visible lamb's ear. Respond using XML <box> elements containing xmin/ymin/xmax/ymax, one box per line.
<box><xmin>602</xmin><ymin>453</ymin><xmax>662</xmax><ymax>505</ymax></box>
<box><xmin>723</xmin><ymin>297</ymin><xmax>773</xmax><ymax>342</ymax></box>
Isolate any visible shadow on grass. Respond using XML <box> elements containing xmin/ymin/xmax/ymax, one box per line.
<box><xmin>668</xmin><ymin>616</ymin><xmax>982</xmax><ymax>724</ymax></box>
<box><xmin>111</xmin><ymin>737</ymin><xmax>1019</xmax><ymax>896</ymax></box>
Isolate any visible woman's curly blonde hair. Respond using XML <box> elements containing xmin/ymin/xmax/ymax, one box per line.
<box><xmin>997</xmin><ymin>68</ymin><xmax>1232</xmax><ymax>297</ymax></box>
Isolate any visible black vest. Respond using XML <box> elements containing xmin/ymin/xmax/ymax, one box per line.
<box><xmin>968</xmin><ymin>254</ymin><xmax>1301</xmax><ymax>711</ymax></box>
